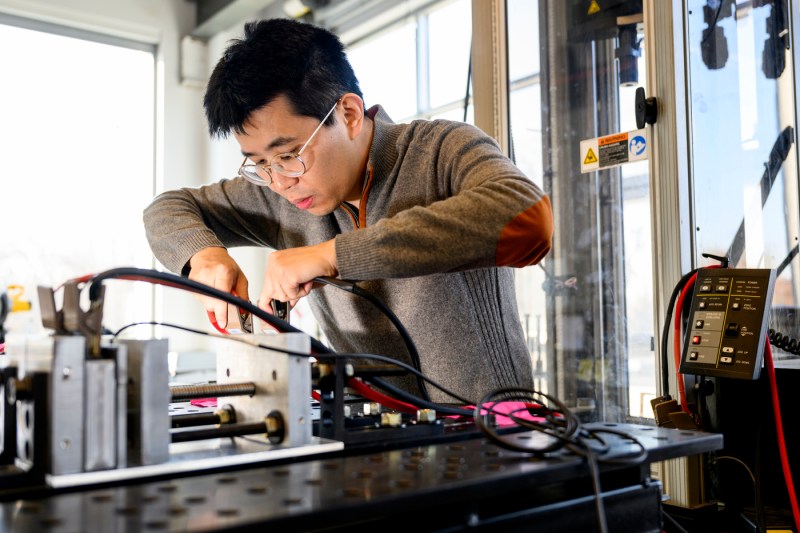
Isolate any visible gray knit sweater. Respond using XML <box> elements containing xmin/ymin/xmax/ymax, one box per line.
<box><xmin>143</xmin><ymin>105</ymin><xmax>553</xmax><ymax>404</ymax></box>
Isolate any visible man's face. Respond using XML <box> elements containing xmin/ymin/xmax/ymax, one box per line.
<box><xmin>234</xmin><ymin>94</ymin><xmax>363</xmax><ymax>215</ymax></box>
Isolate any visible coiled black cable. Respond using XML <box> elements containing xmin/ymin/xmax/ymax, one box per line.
<box><xmin>768</xmin><ymin>328</ymin><xmax>800</xmax><ymax>356</ymax></box>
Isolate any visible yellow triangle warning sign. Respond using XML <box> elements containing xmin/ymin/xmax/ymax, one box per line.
<box><xmin>588</xmin><ymin>0</ymin><xmax>601</xmax><ymax>15</ymax></box>
<box><xmin>584</xmin><ymin>147</ymin><xmax>598</xmax><ymax>164</ymax></box>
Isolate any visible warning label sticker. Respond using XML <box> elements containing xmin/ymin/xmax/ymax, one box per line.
<box><xmin>580</xmin><ymin>128</ymin><xmax>649</xmax><ymax>174</ymax></box>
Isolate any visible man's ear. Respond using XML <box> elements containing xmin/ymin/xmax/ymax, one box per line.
<box><xmin>340</xmin><ymin>93</ymin><xmax>365</xmax><ymax>139</ymax></box>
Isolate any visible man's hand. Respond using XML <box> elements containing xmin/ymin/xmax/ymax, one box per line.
<box><xmin>259</xmin><ymin>239</ymin><xmax>337</xmax><ymax>311</ymax></box>
<box><xmin>188</xmin><ymin>247</ymin><xmax>250</xmax><ymax>329</ymax></box>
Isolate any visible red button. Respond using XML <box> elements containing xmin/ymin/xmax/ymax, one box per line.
<box><xmin>692</xmin><ymin>335</ymin><xmax>701</xmax><ymax>344</ymax></box>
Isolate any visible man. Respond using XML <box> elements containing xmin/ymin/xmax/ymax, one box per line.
<box><xmin>143</xmin><ymin>18</ymin><xmax>553</xmax><ymax>404</ymax></box>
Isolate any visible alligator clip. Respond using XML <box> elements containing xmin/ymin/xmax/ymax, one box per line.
<box><xmin>208</xmin><ymin>291</ymin><xmax>253</xmax><ymax>334</ymax></box>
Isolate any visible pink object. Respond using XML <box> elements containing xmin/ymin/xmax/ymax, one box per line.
<box><xmin>476</xmin><ymin>401</ymin><xmax>548</xmax><ymax>426</ymax></box>
<box><xmin>190</xmin><ymin>398</ymin><xmax>217</xmax><ymax>407</ymax></box>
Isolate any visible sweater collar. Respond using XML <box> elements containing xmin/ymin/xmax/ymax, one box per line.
<box><xmin>366</xmin><ymin>104</ymin><xmax>402</xmax><ymax>184</ymax></box>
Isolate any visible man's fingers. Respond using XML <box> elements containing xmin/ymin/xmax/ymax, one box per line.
<box><xmin>233</xmin><ymin>278</ymin><xmax>250</xmax><ymax>305</ymax></box>
<box><xmin>212</xmin><ymin>302</ymin><xmax>229</xmax><ymax>329</ymax></box>
<box><xmin>257</xmin><ymin>297</ymin><xmax>273</xmax><ymax>315</ymax></box>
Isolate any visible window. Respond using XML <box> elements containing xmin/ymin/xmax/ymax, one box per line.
<box><xmin>347</xmin><ymin>0</ymin><xmax>472</xmax><ymax>122</ymax></box>
<box><xmin>0</xmin><ymin>15</ymin><xmax>156</xmax><ymax>340</ymax></box>
<box><xmin>507</xmin><ymin>0</ymin><xmax>655</xmax><ymax>420</ymax></box>
<box><xmin>348</xmin><ymin>24</ymin><xmax>418</xmax><ymax>119</ymax></box>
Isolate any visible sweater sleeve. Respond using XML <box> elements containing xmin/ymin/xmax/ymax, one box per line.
<box><xmin>335</xmin><ymin>120</ymin><xmax>553</xmax><ymax>281</ymax></box>
<box><xmin>142</xmin><ymin>178</ymin><xmax>280</xmax><ymax>274</ymax></box>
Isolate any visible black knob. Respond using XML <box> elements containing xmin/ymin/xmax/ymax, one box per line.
<box><xmin>635</xmin><ymin>87</ymin><xmax>658</xmax><ymax>129</ymax></box>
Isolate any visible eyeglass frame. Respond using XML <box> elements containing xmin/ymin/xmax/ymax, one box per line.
<box><xmin>237</xmin><ymin>99</ymin><xmax>341</xmax><ymax>187</ymax></box>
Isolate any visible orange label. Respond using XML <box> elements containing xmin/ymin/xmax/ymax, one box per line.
<box><xmin>599</xmin><ymin>133</ymin><xmax>628</xmax><ymax>146</ymax></box>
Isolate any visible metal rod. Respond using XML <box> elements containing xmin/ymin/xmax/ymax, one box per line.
<box><xmin>170</xmin><ymin>422</ymin><xmax>267</xmax><ymax>443</ymax></box>
<box><xmin>171</xmin><ymin>412</ymin><xmax>222</xmax><ymax>429</ymax></box>
<box><xmin>170</xmin><ymin>382</ymin><xmax>256</xmax><ymax>401</ymax></box>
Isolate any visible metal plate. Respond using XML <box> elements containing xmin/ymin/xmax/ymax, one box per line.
<box><xmin>2</xmin><ymin>423</ymin><xmax>722</xmax><ymax>532</ymax></box>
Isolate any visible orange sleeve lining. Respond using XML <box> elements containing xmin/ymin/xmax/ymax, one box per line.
<box><xmin>496</xmin><ymin>196</ymin><xmax>553</xmax><ymax>267</ymax></box>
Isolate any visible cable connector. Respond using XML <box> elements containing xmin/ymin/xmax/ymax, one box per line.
<box><xmin>650</xmin><ymin>395</ymin><xmax>700</xmax><ymax>430</ymax></box>
<box><xmin>701</xmin><ymin>252</ymin><xmax>730</xmax><ymax>268</ymax></box>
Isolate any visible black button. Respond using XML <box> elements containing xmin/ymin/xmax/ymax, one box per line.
<box><xmin>695</xmin><ymin>319</ymin><xmax>704</xmax><ymax>329</ymax></box>
<box><xmin>724</xmin><ymin>323</ymin><xmax>739</xmax><ymax>338</ymax></box>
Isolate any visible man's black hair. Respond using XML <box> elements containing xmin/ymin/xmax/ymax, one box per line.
<box><xmin>203</xmin><ymin>18</ymin><xmax>364</xmax><ymax>139</ymax></box>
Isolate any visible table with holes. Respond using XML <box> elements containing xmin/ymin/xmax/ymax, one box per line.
<box><xmin>0</xmin><ymin>423</ymin><xmax>722</xmax><ymax>533</ymax></box>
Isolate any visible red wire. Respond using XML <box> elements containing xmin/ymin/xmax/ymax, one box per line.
<box><xmin>205</xmin><ymin>289</ymin><xmax>249</xmax><ymax>335</ymax></box>
<box><xmin>672</xmin><ymin>265</ymin><xmax>724</xmax><ymax>413</ymax></box>
<box><xmin>673</xmin><ymin>273</ymin><xmax>696</xmax><ymax>412</ymax></box>
<box><xmin>310</xmin><ymin>380</ymin><xmax>421</xmax><ymax>415</ymax></box>
<box><xmin>346</xmin><ymin>377</ymin><xmax>420</xmax><ymax>414</ymax></box>
<box><xmin>207</xmin><ymin>311</ymin><xmax>229</xmax><ymax>335</ymax></box>
<box><xmin>764</xmin><ymin>339</ymin><xmax>800</xmax><ymax>529</ymax></box>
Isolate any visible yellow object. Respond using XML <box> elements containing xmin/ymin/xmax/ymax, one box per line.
<box><xmin>7</xmin><ymin>285</ymin><xmax>32</xmax><ymax>312</ymax></box>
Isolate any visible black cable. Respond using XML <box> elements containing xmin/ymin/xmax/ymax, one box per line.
<box><xmin>318</xmin><ymin>351</ymin><xmax>470</xmax><ymax>407</ymax></box>
<box><xmin>90</xmin><ymin>267</ymin><xmax>332</xmax><ymax>354</ymax></box>
<box><xmin>661</xmin><ymin>507</ymin><xmax>690</xmax><ymax>533</ymax></box>
<box><xmin>776</xmin><ymin>243</ymin><xmax>799</xmax><ymax>278</ymax></box>
<box><xmin>660</xmin><ymin>256</ymin><xmax>728</xmax><ymax>398</ymax></box>
<box><xmin>472</xmin><ymin>389</ymin><xmax>647</xmax><ymax>533</ymax></box>
<box><xmin>463</xmin><ymin>37</ymin><xmax>471</xmax><ymax>123</ymax></box>
<box><xmin>0</xmin><ymin>291</ymin><xmax>8</xmax><ymax>350</ymax></box>
<box><xmin>709</xmin><ymin>453</ymin><xmax>762</xmax><ymax>532</ymax></box>
<box><xmin>660</xmin><ymin>268</ymin><xmax>700</xmax><ymax>396</ymax></box>
<box><xmin>701</xmin><ymin>0</ymin><xmax>725</xmax><ymax>45</ymax></box>
<box><xmin>769</xmin><ymin>328</ymin><xmax>800</xmax><ymax>356</ymax></box>
<box><xmin>584</xmin><ymin>451</ymin><xmax>609</xmax><ymax>533</ymax></box>
<box><xmin>94</xmin><ymin>268</ymin><xmax>446</xmax><ymax>403</ymax></box>
<box><xmin>365</xmin><ymin>376</ymin><xmax>473</xmax><ymax>417</ymax></box>
<box><xmin>313</xmin><ymin>276</ymin><xmax>431</xmax><ymax>402</ymax></box>
<box><xmin>473</xmin><ymin>387</ymin><xmax>580</xmax><ymax>455</ymax></box>
<box><xmin>754</xmin><ymin>415</ymin><xmax>766</xmax><ymax>533</ymax></box>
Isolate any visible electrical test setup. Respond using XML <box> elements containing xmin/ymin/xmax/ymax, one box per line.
<box><xmin>0</xmin><ymin>267</ymin><xmax>722</xmax><ymax>532</ymax></box>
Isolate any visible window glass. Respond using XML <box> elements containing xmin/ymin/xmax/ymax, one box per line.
<box><xmin>685</xmin><ymin>0</ymin><xmax>800</xmax><ymax>356</ymax></box>
<box><xmin>348</xmin><ymin>23</ymin><xmax>418</xmax><ymax>120</ymax></box>
<box><xmin>428</xmin><ymin>0</ymin><xmax>472</xmax><ymax>109</ymax></box>
<box><xmin>687</xmin><ymin>0</ymin><xmax>798</xmax><ymax>274</ymax></box>
<box><xmin>0</xmin><ymin>20</ymin><xmax>155</xmax><ymax>339</ymax></box>
<box><xmin>507</xmin><ymin>0</ymin><xmax>656</xmax><ymax>420</ymax></box>
<box><xmin>433</xmin><ymin>106</ymin><xmax>473</xmax><ymax>122</ymax></box>
<box><xmin>347</xmin><ymin>0</ymin><xmax>472</xmax><ymax>122</ymax></box>
<box><xmin>507</xmin><ymin>0</ymin><xmax>539</xmax><ymax>81</ymax></box>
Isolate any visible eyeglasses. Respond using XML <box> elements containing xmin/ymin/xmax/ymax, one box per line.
<box><xmin>238</xmin><ymin>99</ymin><xmax>340</xmax><ymax>187</ymax></box>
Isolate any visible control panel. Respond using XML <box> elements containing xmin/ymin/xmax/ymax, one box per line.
<box><xmin>680</xmin><ymin>268</ymin><xmax>776</xmax><ymax>380</ymax></box>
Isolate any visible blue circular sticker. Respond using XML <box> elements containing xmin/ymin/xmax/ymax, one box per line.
<box><xmin>630</xmin><ymin>135</ymin><xmax>646</xmax><ymax>156</ymax></box>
